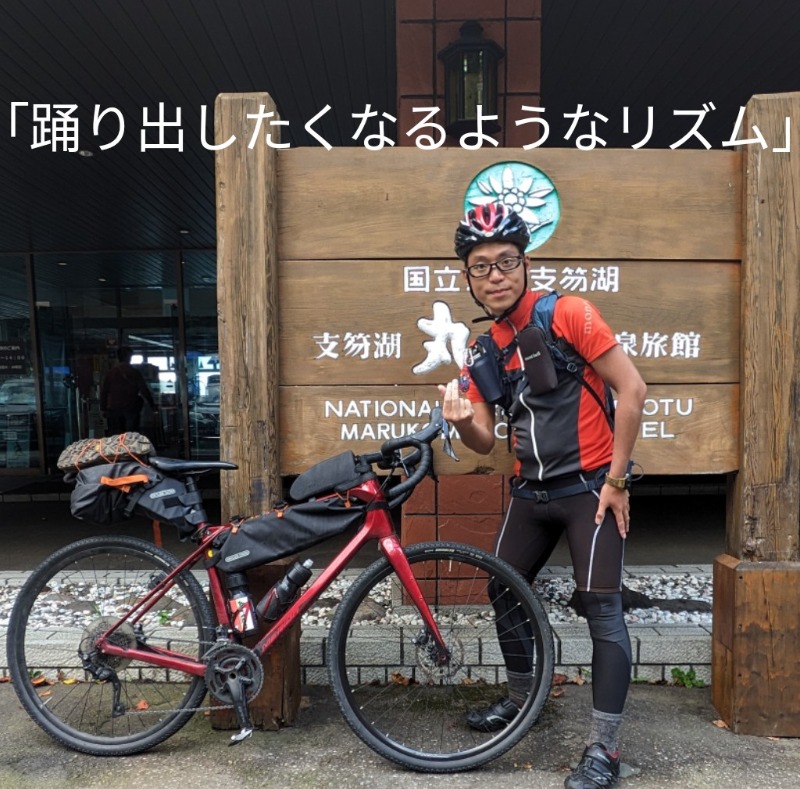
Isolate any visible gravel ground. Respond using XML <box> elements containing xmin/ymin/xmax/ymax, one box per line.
<box><xmin>0</xmin><ymin>570</ymin><xmax>713</xmax><ymax>631</ymax></box>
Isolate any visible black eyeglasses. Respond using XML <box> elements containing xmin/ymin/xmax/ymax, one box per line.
<box><xmin>465</xmin><ymin>255</ymin><xmax>525</xmax><ymax>279</ymax></box>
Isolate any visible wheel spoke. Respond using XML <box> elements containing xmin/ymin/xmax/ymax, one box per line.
<box><xmin>328</xmin><ymin>542</ymin><xmax>554</xmax><ymax>772</ymax></box>
<box><xmin>7</xmin><ymin>536</ymin><xmax>214</xmax><ymax>755</ymax></box>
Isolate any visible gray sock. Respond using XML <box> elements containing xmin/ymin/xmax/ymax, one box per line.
<box><xmin>590</xmin><ymin>708</ymin><xmax>623</xmax><ymax>754</ymax></box>
<box><xmin>506</xmin><ymin>670</ymin><xmax>532</xmax><ymax>708</ymax></box>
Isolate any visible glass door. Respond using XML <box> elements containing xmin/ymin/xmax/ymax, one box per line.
<box><xmin>0</xmin><ymin>255</ymin><xmax>41</xmax><ymax>470</ymax></box>
<box><xmin>183</xmin><ymin>251</ymin><xmax>220</xmax><ymax>460</ymax></box>
<box><xmin>32</xmin><ymin>249</ymin><xmax>219</xmax><ymax>467</ymax></box>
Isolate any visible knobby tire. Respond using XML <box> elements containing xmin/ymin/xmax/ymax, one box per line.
<box><xmin>327</xmin><ymin>541</ymin><xmax>554</xmax><ymax>772</ymax></box>
<box><xmin>6</xmin><ymin>535</ymin><xmax>215</xmax><ymax>756</ymax></box>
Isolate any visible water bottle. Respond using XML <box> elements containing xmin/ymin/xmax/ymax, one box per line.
<box><xmin>226</xmin><ymin>572</ymin><xmax>258</xmax><ymax>635</ymax></box>
<box><xmin>256</xmin><ymin>559</ymin><xmax>314</xmax><ymax>622</ymax></box>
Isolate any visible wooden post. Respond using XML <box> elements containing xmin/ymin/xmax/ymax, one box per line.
<box><xmin>713</xmin><ymin>92</ymin><xmax>800</xmax><ymax>735</ymax></box>
<box><xmin>213</xmin><ymin>92</ymin><xmax>300</xmax><ymax>730</ymax></box>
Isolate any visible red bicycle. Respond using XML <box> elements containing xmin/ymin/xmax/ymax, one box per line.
<box><xmin>6</xmin><ymin>409</ymin><xmax>554</xmax><ymax>772</ymax></box>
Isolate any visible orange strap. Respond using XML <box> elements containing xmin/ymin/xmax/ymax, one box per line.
<box><xmin>99</xmin><ymin>473</ymin><xmax>151</xmax><ymax>493</ymax></box>
<box><xmin>71</xmin><ymin>433</ymin><xmax>150</xmax><ymax>471</ymax></box>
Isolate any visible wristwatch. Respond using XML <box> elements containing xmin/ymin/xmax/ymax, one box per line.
<box><xmin>604</xmin><ymin>473</ymin><xmax>631</xmax><ymax>490</ymax></box>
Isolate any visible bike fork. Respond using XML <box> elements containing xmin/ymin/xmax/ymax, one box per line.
<box><xmin>380</xmin><ymin>537</ymin><xmax>451</xmax><ymax>663</ymax></box>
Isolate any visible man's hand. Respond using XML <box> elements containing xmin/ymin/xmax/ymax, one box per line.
<box><xmin>437</xmin><ymin>380</ymin><xmax>475</xmax><ymax>427</ymax></box>
<box><xmin>596</xmin><ymin>485</ymin><xmax>630</xmax><ymax>539</ymax></box>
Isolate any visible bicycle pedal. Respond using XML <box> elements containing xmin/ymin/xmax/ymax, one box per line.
<box><xmin>229</xmin><ymin>727</ymin><xmax>253</xmax><ymax>746</ymax></box>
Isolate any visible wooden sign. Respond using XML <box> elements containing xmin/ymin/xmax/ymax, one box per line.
<box><xmin>279</xmin><ymin>383</ymin><xmax>738</xmax><ymax>476</ymax></box>
<box><xmin>280</xmin><ymin>259</ymin><xmax>738</xmax><ymax>387</ymax></box>
<box><xmin>277</xmin><ymin>148</ymin><xmax>740</xmax><ymax>262</ymax></box>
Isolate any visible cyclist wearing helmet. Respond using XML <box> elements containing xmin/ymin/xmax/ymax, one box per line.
<box><xmin>438</xmin><ymin>202</ymin><xmax>647</xmax><ymax>789</ymax></box>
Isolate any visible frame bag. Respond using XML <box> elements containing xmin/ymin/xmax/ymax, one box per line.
<box><xmin>218</xmin><ymin>496</ymin><xmax>366</xmax><ymax>573</ymax></box>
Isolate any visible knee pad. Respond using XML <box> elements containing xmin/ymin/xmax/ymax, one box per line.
<box><xmin>577</xmin><ymin>591</ymin><xmax>632</xmax><ymax>663</ymax></box>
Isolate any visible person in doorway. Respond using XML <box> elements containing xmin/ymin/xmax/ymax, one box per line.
<box><xmin>99</xmin><ymin>346</ymin><xmax>157</xmax><ymax>435</ymax></box>
<box><xmin>438</xmin><ymin>203</ymin><xmax>647</xmax><ymax>789</ymax></box>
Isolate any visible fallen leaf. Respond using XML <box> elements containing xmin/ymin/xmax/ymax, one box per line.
<box><xmin>0</xmin><ymin>676</ymin><xmax>11</xmax><ymax>684</ymax></box>
<box><xmin>574</xmin><ymin>674</ymin><xmax>586</xmax><ymax>685</ymax></box>
<box><xmin>552</xmin><ymin>673</ymin><xmax>569</xmax><ymax>685</ymax></box>
<box><xmin>37</xmin><ymin>690</ymin><xmax>52</xmax><ymax>699</ymax></box>
<box><xmin>135</xmin><ymin>700</ymin><xmax>150</xmax><ymax>711</ymax></box>
<box><xmin>31</xmin><ymin>676</ymin><xmax>53</xmax><ymax>687</ymax></box>
<box><xmin>62</xmin><ymin>678</ymin><xmax>79</xmax><ymax>685</ymax></box>
<box><xmin>551</xmin><ymin>688</ymin><xmax>565</xmax><ymax>698</ymax></box>
<box><xmin>712</xmin><ymin>719</ymin><xmax>729</xmax><ymax>729</ymax></box>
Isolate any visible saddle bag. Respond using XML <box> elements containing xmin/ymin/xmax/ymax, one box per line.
<box><xmin>217</xmin><ymin>496</ymin><xmax>366</xmax><ymax>573</ymax></box>
<box><xmin>70</xmin><ymin>461</ymin><xmax>207</xmax><ymax>535</ymax></box>
<box><xmin>133</xmin><ymin>475</ymin><xmax>208</xmax><ymax>535</ymax></box>
<box><xmin>70</xmin><ymin>461</ymin><xmax>161</xmax><ymax>525</ymax></box>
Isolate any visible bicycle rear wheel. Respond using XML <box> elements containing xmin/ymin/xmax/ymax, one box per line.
<box><xmin>327</xmin><ymin>541</ymin><xmax>554</xmax><ymax>772</ymax></box>
<box><xmin>6</xmin><ymin>535</ymin><xmax>215</xmax><ymax>756</ymax></box>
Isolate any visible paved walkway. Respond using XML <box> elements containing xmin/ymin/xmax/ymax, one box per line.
<box><xmin>1</xmin><ymin>682</ymin><xmax>799</xmax><ymax>789</ymax></box>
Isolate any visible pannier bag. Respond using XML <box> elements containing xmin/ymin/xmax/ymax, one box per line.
<box><xmin>218</xmin><ymin>497</ymin><xmax>366</xmax><ymax>573</ymax></box>
<box><xmin>58</xmin><ymin>432</ymin><xmax>153</xmax><ymax>472</ymax></box>
<box><xmin>70</xmin><ymin>461</ymin><xmax>208</xmax><ymax>535</ymax></box>
<box><xmin>288</xmin><ymin>451</ymin><xmax>375</xmax><ymax>501</ymax></box>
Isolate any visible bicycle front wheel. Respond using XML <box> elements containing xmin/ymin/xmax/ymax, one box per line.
<box><xmin>328</xmin><ymin>541</ymin><xmax>554</xmax><ymax>772</ymax></box>
<box><xmin>6</xmin><ymin>535</ymin><xmax>215</xmax><ymax>756</ymax></box>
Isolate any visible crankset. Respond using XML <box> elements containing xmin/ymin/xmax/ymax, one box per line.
<box><xmin>204</xmin><ymin>642</ymin><xmax>264</xmax><ymax>745</ymax></box>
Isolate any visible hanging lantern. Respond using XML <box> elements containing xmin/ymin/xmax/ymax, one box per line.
<box><xmin>438</xmin><ymin>21</ymin><xmax>505</xmax><ymax>137</ymax></box>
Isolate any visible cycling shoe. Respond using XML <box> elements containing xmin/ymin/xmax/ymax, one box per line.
<box><xmin>465</xmin><ymin>697</ymin><xmax>520</xmax><ymax>732</ymax></box>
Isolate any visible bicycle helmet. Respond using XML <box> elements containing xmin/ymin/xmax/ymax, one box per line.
<box><xmin>454</xmin><ymin>202</ymin><xmax>530</xmax><ymax>262</ymax></box>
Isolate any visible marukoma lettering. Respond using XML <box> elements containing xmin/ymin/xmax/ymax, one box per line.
<box><xmin>341</xmin><ymin>423</ymin><xmax>423</xmax><ymax>441</ymax></box>
<box><xmin>324</xmin><ymin>399</ymin><xmax>434</xmax><ymax>419</ymax></box>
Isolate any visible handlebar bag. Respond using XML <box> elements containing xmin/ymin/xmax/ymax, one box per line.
<box><xmin>218</xmin><ymin>496</ymin><xmax>366</xmax><ymax>573</ymax></box>
<box><xmin>70</xmin><ymin>461</ymin><xmax>161</xmax><ymax>525</ymax></box>
<box><xmin>289</xmin><ymin>451</ymin><xmax>375</xmax><ymax>501</ymax></box>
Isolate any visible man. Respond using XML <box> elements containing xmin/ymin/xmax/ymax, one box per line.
<box><xmin>100</xmin><ymin>346</ymin><xmax>157</xmax><ymax>435</ymax></box>
<box><xmin>438</xmin><ymin>202</ymin><xmax>646</xmax><ymax>789</ymax></box>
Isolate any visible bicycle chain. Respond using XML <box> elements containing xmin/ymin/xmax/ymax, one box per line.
<box><xmin>120</xmin><ymin>638</ymin><xmax>245</xmax><ymax>717</ymax></box>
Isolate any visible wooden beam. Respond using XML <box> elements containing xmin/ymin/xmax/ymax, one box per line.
<box><xmin>714</xmin><ymin>91</ymin><xmax>800</xmax><ymax>737</ymax></box>
<box><xmin>215</xmin><ymin>92</ymin><xmax>298</xmax><ymax>730</ymax></box>
<box><xmin>729</xmin><ymin>93</ymin><xmax>800</xmax><ymax>562</ymax></box>
<box><xmin>215</xmin><ymin>92</ymin><xmax>281</xmax><ymax>518</ymax></box>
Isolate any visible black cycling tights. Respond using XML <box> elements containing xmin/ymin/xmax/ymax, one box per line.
<box><xmin>490</xmin><ymin>491</ymin><xmax>631</xmax><ymax>714</ymax></box>
<box><xmin>492</xmin><ymin>582</ymin><xmax>630</xmax><ymax>714</ymax></box>
<box><xmin>578</xmin><ymin>591</ymin><xmax>631</xmax><ymax>714</ymax></box>
<box><xmin>489</xmin><ymin>575</ymin><xmax>536</xmax><ymax>675</ymax></box>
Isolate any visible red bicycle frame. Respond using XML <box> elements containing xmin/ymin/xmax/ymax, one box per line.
<box><xmin>96</xmin><ymin>477</ymin><xmax>449</xmax><ymax>673</ymax></box>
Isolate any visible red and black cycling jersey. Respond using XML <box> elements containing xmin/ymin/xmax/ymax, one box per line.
<box><xmin>463</xmin><ymin>289</ymin><xmax>618</xmax><ymax>480</ymax></box>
